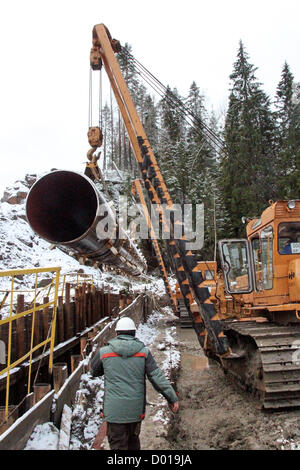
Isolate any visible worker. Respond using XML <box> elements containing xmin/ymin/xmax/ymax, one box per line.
<box><xmin>90</xmin><ymin>316</ymin><xmax>179</xmax><ymax>450</ymax></box>
<box><xmin>280</xmin><ymin>239</ymin><xmax>292</xmax><ymax>254</ymax></box>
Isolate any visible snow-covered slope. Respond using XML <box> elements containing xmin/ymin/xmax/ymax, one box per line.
<box><xmin>0</xmin><ymin>173</ymin><xmax>170</xmax><ymax>301</ymax></box>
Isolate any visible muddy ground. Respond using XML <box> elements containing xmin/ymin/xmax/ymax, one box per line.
<box><xmin>168</xmin><ymin>328</ymin><xmax>300</xmax><ymax>451</ymax></box>
<box><xmin>97</xmin><ymin>315</ymin><xmax>300</xmax><ymax>451</ymax></box>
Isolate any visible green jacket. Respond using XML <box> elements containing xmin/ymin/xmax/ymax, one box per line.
<box><xmin>91</xmin><ymin>334</ymin><xmax>178</xmax><ymax>423</ymax></box>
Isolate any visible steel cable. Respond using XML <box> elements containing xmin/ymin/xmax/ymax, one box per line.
<box><xmin>118</xmin><ymin>49</ymin><xmax>225</xmax><ymax>152</ymax></box>
<box><xmin>88</xmin><ymin>67</ymin><xmax>93</xmax><ymax>127</ymax></box>
<box><xmin>99</xmin><ymin>69</ymin><xmax>103</xmax><ymax>128</ymax></box>
<box><xmin>117</xmin><ymin>49</ymin><xmax>277</xmax><ymax>192</ymax></box>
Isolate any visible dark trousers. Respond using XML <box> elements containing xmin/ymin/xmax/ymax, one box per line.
<box><xmin>107</xmin><ymin>421</ymin><xmax>141</xmax><ymax>450</ymax></box>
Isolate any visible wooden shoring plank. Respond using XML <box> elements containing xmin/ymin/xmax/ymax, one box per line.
<box><xmin>65</xmin><ymin>283</ymin><xmax>71</xmax><ymax>340</ymax></box>
<box><xmin>75</xmin><ymin>288</ymin><xmax>80</xmax><ymax>334</ymax></box>
<box><xmin>33</xmin><ymin>302</ymin><xmax>40</xmax><ymax>358</ymax></box>
<box><xmin>82</xmin><ymin>283</ymin><xmax>87</xmax><ymax>329</ymax></box>
<box><xmin>53</xmin><ymin>363</ymin><xmax>68</xmax><ymax>394</ymax></box>
<box><xmin>71</xmin><ymin>355</ymin><xmax>82</xmax><ymax>373</ymax></box>
<box><xmin>41</xmin><ymin>297</ymin><xmax>50</xmax><ymax>343</ymax></box>
<box><xmin>57</xmin><ymin>297</ymin><xmax>64</xmax><ymax>343</ymax></box>
<box><xmin>16</xmin><ymin>295</ymin><xmax>25</xmax><ymax>361</ymax></box>
<box><xmin>52</xmin><ymin>363</ymin><xmax>85</xmax><ymax>428</ymax></box>
<box><xmin>91</xmin><ymin>286</ymin><xmax>96</xmax><ymax>324</ymax></box>
<box><xmin>87</xmin><ymin>284</ymin><xmax>92</xmax><ymax>327</ymax></box>
<box><xmin>33</xmin><ymin>383</ymin><xmax>51</xmax><ymax>404</ymax></box>
<box><xmin>79</xmin><ymin>286</ymin><xmax>84</xmax><ymax>331</ymax></box>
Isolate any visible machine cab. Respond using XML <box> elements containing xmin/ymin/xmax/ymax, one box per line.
<box><xmin>218</xmin><ymin>228</ymin><xmax>274</xmax><ymax>295</ymax></box>
<box><xmin>218</xmin><ymin>238</ymin><xmax>255</xmax><ymax>294</ymax></box>
<box><xmin>219</xmin><ymin>200</ymin><xmax>300</xmax><ymax>299</ymax></box>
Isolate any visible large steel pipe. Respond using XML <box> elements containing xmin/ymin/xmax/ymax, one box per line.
<box><xmin>26</xmin><ymin>170</ymin><xmax>147</xmax><ymax>276</ymax></box>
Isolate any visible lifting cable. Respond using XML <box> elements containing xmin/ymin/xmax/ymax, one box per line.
<box><xmin>89</xmin><ymin>67</ymin><xmax>103</xmax><ymax>129</ymax></box>
<box><xmin>99</xmin><ymin>68</ymin><xmax>103</xmax><ymax>129</ymax></box>
<box><xmin>118</xmin><ymin>49</ymin><xmax>225</xmax><ymax>153</ymax></box>
<box><xmin>117</xmin><ymin>48</ymin><xmax>274</xmax><ymax>192</ymax></box>
<box><xmin>88</xmin><ymin>67</ymin><xmax>93</xmax><ymax>128</ymax></box>
<box><xmin>133</xmin><ymin>56</ymin><xmax>224</xmax><ymax>150</ymax></box>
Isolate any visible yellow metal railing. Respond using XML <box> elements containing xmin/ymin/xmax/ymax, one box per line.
<box><xmin>0</xmin><ymin>272</ymin><xmax>94</xmax><ymax>313</ymax></box>
<box><xmin>0</xmin><ymin>267</ymin><xmax>61</xmax><ymax>422</ymax></box>
<box><xmin>60</xmin><ymin>272</ymin><xmax>94</xmax><ymax>299</ymax></box>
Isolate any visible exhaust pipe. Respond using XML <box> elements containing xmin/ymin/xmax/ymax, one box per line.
<box><xmin>25</xmin><ymin>170</ymin><xmax>147</xmax><ymax>276</ymax></box>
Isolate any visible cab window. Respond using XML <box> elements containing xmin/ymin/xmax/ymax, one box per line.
<box><xmin>220</xmin><ymin>240</ymin><xmax>252</xmax><ymax>293</ymax></box>
<box><xmin>278</xmin><ymin>222</ymin><xmax>300</xmax><ymax>254</ymax></box>
<box><xmin>261</xmin><ymin>226</ymin><xmax>273</xmax><ymax>290</ymax></box>
<box><xmin>251</xmin><ymin>235</ymin><xmax>263</xmax><ymax>291</ymax></box>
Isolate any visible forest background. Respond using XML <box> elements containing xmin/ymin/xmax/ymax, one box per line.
<box><xmin>98</xmin><ymin>41</ymin><xmax>300</xmax><ymax>264</ymax></box>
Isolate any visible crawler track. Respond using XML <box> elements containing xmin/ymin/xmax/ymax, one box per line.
<box><xmin>177</xmin><ymin>299</ymin><xmax>192</xmax><ymax>328</ymax></box>
<box><xmin>221</xmin><ymin>321</ymin><xmax>300</xmax><ymax>409</ymax></box>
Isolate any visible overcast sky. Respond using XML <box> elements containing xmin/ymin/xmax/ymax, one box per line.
<box><xmin>0</xmin><ymin>0</ymin><xmax>299</xmax><ymax>197</ymax></box>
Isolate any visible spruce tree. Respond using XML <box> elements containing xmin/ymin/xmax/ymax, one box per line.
<box><xmin>116</xmin><ymin>44</ymin><xmax>159</xmax><ymax>174</ymax></box>
<box><xmin>275</xmin><ymin>63</ymin><xmax>300</xmax><ymax>198</ymax></box>
<box><xmin>143</xmin><ymin>95</ymin><xmax>159</xmax><ymax>152</ymax></box>
<box><xmin>117</xmin><ymin>43</ymin><xmax>139</xmax><ymax>96</ymax></box>
<box><xmin>160</xmin><ymin>86</ymin><xmax>185</xmax><ymax>142</ymax></box>
<box><xmin>220</xmin><ymin>41</ymin><xmax>277</xmax><ymax>237</ymax></box>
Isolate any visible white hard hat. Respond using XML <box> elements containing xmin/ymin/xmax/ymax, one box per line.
<box><xmin>115</xmin><ymin>317</ymin><xmax>136</xmax><ymax>331</ymax></box>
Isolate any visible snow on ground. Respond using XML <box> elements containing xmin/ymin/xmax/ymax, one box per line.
<box><xmin>70</xmin><ymin>373</ymin><xmax>105</xmax><ymax>450</ymax></box>
<box><xmin>24</xmin><ymin>423</ymin><xmax>59</xmax><ymax>450</ymax></box>
<box><xmin>277</xmin><ymin>435</ymin><xmax>300</xmax><ymax>451</ymax></box>
<box><xmin>161</xmin><ymin>325</ymin><xmax>181</xmax><ymax>379</ymax></box>
<box><xmin>142</xmin><ymin>307</ymin><xmax>181</xmax><ymax>380</ymax></box>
